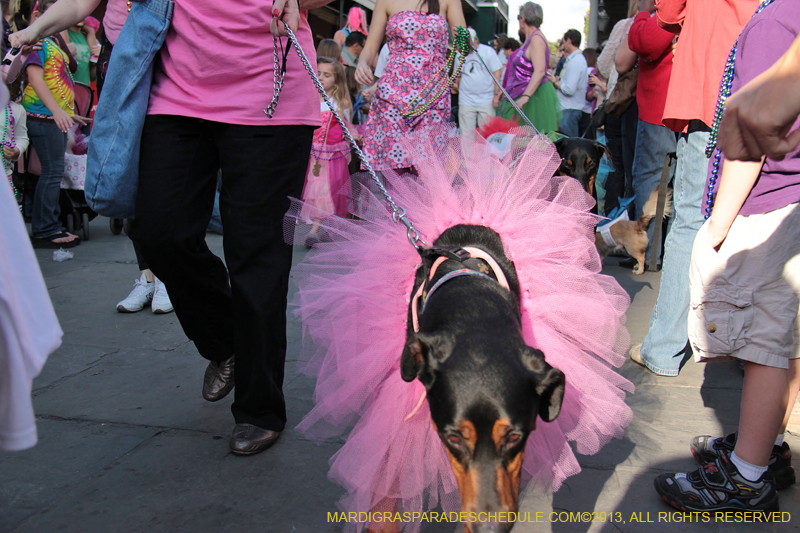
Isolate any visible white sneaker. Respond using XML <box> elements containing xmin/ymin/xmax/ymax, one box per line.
<box><xmin>116</xmin><ymin>273</ymin><xmax>154</xmax><ymax>312</ymax></box>
<box><xmin>152</xmin><ymin>277</ymin><xmax>174</xmax><ymax>314</ymax></box>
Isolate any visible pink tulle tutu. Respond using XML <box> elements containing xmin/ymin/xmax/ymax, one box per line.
<box><xmin>286</xmin><ymin>129</ymin><xmax>633</xmax><ymax>531</ymax></box>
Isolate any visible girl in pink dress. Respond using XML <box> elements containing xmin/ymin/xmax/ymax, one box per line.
<box><xmin>355</xmin><ymin>0</ymin><xmax>466</xmax><ymax>172</ymax></box>
<box><xmin>302</xmin><ymin>58</ymin><xmax>353</xmax><ymax>247</ymax></box>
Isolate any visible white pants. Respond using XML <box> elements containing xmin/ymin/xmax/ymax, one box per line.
<box><xmin>458</xmin><ymin>103</ymin><xmax>495</xmax><ymax>136</ymax></box>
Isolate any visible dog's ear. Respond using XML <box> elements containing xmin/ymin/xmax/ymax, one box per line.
<box><xmin>521</xmin><ymin>346</ymin><xmax>566</xmax><ymax>422</ymax></box>
<box><xmin>400</xmin><ymin>332</ymin><xmax>456</xmax><ymax>384</ymax></box>
<box><xmin>553</xmin><ymin>137</ymin><xmax>568</xmax><ymax>156</ymax></box>
<box><xmin>592</xmin><ymin>141</ymin><xmax>616</xmax><ymax>172</ymax></box>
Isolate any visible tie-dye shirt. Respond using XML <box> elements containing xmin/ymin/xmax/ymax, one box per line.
<box><xmin>22</xmin><ymin>38</ymin><xmax>75</xmax><ymax>117</ymax></box>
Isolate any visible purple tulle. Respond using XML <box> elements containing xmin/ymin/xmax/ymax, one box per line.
<box><xmin>285</xmin><ymin>129</ymin><xmax>633</xmax><ymax>532</ymax></box>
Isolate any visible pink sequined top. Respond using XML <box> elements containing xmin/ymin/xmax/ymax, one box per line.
<box><xmin>502</xmin><ymin>30</ymin><xmax>550</xmax><ymax>99</ymax></box>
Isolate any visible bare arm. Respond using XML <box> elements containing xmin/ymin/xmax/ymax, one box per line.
<box><xmin>615</xmin><ymin>35</ymin><xmax>636</xmax><ymax>74</ymax></box>
<box><xmin>333</xmin><ymin>29</ymin><xmax>347</xmax><ymax>47</ymax></box>
<box><xmin>444</xmin><ymin>0</ymin><xmax>466</xmax><ymax>36</ymax></box>
<box><xmin>9</xmin><ymin>0</ymin><xmax>100</xmax><ymax>47</ymax></box>
<box><xmin>272</xmin><ymin>0</ymin><xmax>334</xmax><ymax>35</ymax></box>
<box><xmin>521</xmin><ymin>34</ymin><xmax>546</xmax><ymax>96</ymax></box>
<box><xmin>298</xmin><ymin>0</ymin><xmax>334</xmax><ymax>10</ymax></box>
<box><xmin>706</xmin><ymin>158</ymin><xmax>764</xmax><ymax>248</ymax></box>
<box><xmin>354</xmin><ymin>0</ymin><xmax>389</xmax><ymax>85</ymax></box>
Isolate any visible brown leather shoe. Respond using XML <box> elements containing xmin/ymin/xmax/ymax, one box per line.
<box><xmin>229</xmin><ymin>423</ymin><xmax>281</xmax><ymax>455</ymax></box>
<box><xmin>202</xmin><ymin>355</ymin><xmax>235</xmax><ymax>402</ymax></box>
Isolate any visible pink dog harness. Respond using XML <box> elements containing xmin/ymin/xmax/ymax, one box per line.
<box><xmin>405</xmin><ymin>246</ymin><xmax>511</xmax><ymax>421</ymax></box>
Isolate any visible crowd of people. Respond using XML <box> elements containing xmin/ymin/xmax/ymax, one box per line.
<box><xmin>3</xmin><ymin>0</ymin><xmax>800</xmax><ymax>524</ymax></box>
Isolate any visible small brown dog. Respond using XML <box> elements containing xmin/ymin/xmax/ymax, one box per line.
<box><xmin>595</xmin><ymin>186</ymin><xmax>673</xmax><ymax>275</ymax></box>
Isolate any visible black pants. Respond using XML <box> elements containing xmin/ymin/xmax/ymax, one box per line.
<box><xmin>620</xmin><ymin>102</ymin><xmax>639</xmax><ymax>205</ymax></box>
<box><xmin>130</xmin><ymin>115</ymin><xmax>314</xmax><ymax>432</ymax></box>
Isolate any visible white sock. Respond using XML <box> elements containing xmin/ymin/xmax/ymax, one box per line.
<box><xmin>731</xmin><ymin>451</ymin><xmax>768</xmax><ymax>482</ymax></box>
<box><xmin>775</xmin><ymin>433</ymin><xmax>785</xmax><ymax>446</ymax></box>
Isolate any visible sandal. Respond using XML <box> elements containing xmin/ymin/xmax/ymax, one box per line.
<box><xmin>31</xmin><ymin>232</ymin><xmax>81</xmax><ymax>249</ymax></box>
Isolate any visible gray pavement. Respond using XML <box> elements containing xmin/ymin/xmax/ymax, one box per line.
<box><xmin>2</xmin><ymin>217</ymin><xmax>799</xmax><ymax>533</ymax></box>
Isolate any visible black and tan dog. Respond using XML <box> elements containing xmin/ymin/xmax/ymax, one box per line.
<box><xmin>554</xmin><ymin>137</ymin><xmax>612</xmax><ymax>213</ymax></box>
<box><xmin>400</xmin><ymin>224</ymin><xmax>565</xmax><ymax>533</ymax></box>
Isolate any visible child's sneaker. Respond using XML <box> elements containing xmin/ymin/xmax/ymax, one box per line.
<box><xmin>654</xmin><ymin>454</ymin><xmax>779</xmax><ymax>514</ymax></box>
<box><xmin>151</xmin><ymin>277</ymin><xmax>174</xmax><ymax>314</ymax></box>
<box><xmin>116</xmin><ymin>274</ymin><xmax>154</xmax><ymax>313</ymax></box>
<box><xmin>691</xmin><ymin>432</ymin><xmax>795</xmax><ymax>490</ymax></box>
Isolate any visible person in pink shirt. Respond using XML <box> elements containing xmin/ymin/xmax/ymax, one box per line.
<box><xmin>13</xmin><ymin>0</ymin><xmax>327</xmax><ymax>456</ymax></box>
<box><xmin>628</xmin><ymin>0</ymin><xmax>760</xmax><ymax>377</ymax></box>
<box><xmin>134</xmin><ymin>0</ymin><xmax>326</xmax><ymax>456</ymax></box>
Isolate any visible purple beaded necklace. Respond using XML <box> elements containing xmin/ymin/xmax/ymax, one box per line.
<box><xmin>704</xmin><ymin>0</ymin><xmax>776</xmax><ymax>219</ymax></box>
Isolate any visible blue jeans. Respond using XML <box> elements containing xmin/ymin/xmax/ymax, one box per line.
<box><xmin>29</xmin><ymin>120</ymin><xmax>67</xmax><ymax>239</ymax></box>
<box><xmin>84</xmin><ymin>0</ymin><xmax>173</xmax><ymax>219</ymax></box>
<box><xmin>632</xmin><ymin>119</ymin><xmax>677</xmax><ymax>258</ymax></box>
<box><xmin>559</xmin><ymin>108</ymin><xmax>582</xmax><ymax>137</ymax></box>
<box><xmin>640</xmin><ymin>131</ymin><xmax>710</xmax><ymax>375</ymax></box>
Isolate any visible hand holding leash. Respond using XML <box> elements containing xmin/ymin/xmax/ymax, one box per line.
<box><xmin>271</xmin><ymin>0</ymin><xmax>300</xmax><ymax>37</ymax></box>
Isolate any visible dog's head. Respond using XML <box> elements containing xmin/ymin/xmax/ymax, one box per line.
<box><xmin>553</xmin><ymin>137</ymin><xmax>611</xmax><ymax>198</ymax></box>
<box><xmin>401</xmin><ymin>333</ymin><xmax>565</xmax><ymax>532</ymax></box>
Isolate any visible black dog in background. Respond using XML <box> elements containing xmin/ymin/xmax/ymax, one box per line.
<box><xmin>554</xmin><ymin>137</ymin><xmax>612</xmax><ymax>215</ymax></box>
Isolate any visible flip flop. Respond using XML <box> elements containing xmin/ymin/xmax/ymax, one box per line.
<box><xmin>31</xmin><ymin>232</ymin><xmax>81</xmax><ymax>249</ymax></box>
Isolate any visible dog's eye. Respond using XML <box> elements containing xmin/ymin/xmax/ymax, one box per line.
<box><xmin>507</xmin><ymin>433</ymin><xmax>521</xmax><ymax>443</ymax></box>
<box><xmin>566</xmin><ymin>160</ymin><xmax>573</xmax><ymax>166</ymax></box>
<box><xmin>447</xmin><ymin>434</ymin><xmax>461</xmax><ymax>445</ymax></box>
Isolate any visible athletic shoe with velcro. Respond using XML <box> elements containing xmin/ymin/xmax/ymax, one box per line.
<box><xmin>654</xmin><ymin>454</ymin><xmax>779</xmax><ymax>514</ymax></box>
<box><xmin>691</xmin><ymin>432</ymin><xmax>795</xmax><ymax>490</ymax></box>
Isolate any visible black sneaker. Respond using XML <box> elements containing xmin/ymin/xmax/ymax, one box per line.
<box><xmin>690</xmin><ymin>432</ymin><xmax>795</xmax><ymax>490</ymax></box>
<box><xmin>654</xmin><ymin>454</ymin><xmax>779</xmax><ymax>514</ymax></box>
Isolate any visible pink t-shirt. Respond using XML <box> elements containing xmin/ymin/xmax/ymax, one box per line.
<box><xmin>102</xmin><ymin>0</ymin><xmax>128</xmax><ymax>45</ymax></box>
<box><xmin>147</xmin><ymin>0</ymin><xmax>320</xmax><ymax>127</ymax></box>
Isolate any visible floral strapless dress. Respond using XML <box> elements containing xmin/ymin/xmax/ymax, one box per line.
<box><xmin>362</xmin><ymin>11</ymin><xmax>451</xmax><ymax>171</ymax></box>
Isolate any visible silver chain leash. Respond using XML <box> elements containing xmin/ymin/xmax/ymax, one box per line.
<box><xmin>264</xmin><ymin>35</ymin><xmax>290</xmax><ymax>118</ymax></box>
<box><xmin>265</xmin><ymin>27</ymin><xmax>427</xmax><ymax>250</ymax></box>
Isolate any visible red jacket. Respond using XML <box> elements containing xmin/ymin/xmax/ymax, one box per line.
<box><xmin>627</xmin><ymin>11</ymin><xmax>674</xmax><ymax>127</ymax></box>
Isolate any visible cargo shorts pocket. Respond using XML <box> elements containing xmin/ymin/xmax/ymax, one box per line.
<box><xmin>689</xmin><ymin>282</ymin><xmax>754</xmax><ymax>357</ymax></box>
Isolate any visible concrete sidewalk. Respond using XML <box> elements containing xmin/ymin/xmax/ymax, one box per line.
<box><xmin>1</xmin><ymin>217</ymin><xmax>798</xmax><ymax>533</ymax></box>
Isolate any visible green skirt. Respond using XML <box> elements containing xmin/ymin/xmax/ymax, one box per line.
<box><xmin>497</xmin><ymin>81</ymin><xmax>561</xmax><ymax>134</ymax></box>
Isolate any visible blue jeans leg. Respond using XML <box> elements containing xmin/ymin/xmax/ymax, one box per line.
<box><xmin>559</xmin><ymin>109</ymin><xmax>582</xmax><ymax>137</ymax></box>
<box><xmin>632</xmin><ymin>119</ymin><xmax>677</xmax><ymax>259</ymax></box>
<box><xmin>640</xmin><ymin>131</ymin><xmax>710</xmax><ymax>375</ymax></box>
<box><xmin>29</xmin><ymin>120</ymin><xmax>67</xmax><ymax>239</ymax></box>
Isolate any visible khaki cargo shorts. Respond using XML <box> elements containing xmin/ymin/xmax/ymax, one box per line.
<box><xmin>689</xmin><ymin>202</ymin><xmax>800</xmax><ymax>369</ymax></box>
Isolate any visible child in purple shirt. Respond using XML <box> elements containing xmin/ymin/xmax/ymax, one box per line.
<box><xmin>654</xmin><ymin>0</ymin><xmax>800</xmax><ymax>514</ymax></box>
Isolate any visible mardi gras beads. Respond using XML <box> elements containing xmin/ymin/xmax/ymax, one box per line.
<box><xmin>1</xmin><ymin>103</ymin><xmax>20</xmax><ymax>207</ymax></box>
<box><xmin>400</xmin><ymin>26</ymin><xmax>471</xmax><ymax>127</ymax></box>
<box><xmin>704</xmin><ymin>0</ymin><xmax>775</xmax><ymax>219</ymax></box>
